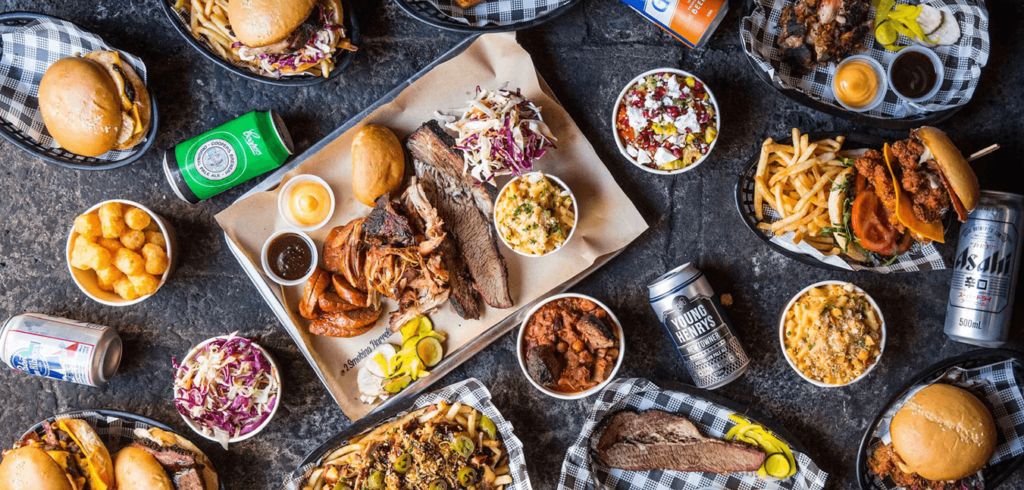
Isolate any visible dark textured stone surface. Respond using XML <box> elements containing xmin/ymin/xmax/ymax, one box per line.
<box><xmin>1</xmin><ymin>1</ymin><xmax>1022</xmax><ymax>489</ymax></box>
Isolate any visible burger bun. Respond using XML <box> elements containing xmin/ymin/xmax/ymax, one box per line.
<box><xmin>351</xmin><ymin>124</ymin><xmax>405</xmax><ymax>207</ymax></box>
<box><xmin>38</xmin><ymin>57</ymin><xmax>123</xmax><ymax>157</ymax></box>
<box><xmin>134</xmin><ymin>428</ymin><xmax>219</xmax><ymax>490</ymax></box>
<box><xmin>890</xmin><ymin>383</ymin><xmax>996</xmax><ymax>481</ymax></box>
<box><xmin>229</xmin><ymin>0</ymin><xmax>317</xmax><ymax>47</ymax></box>
<box><xmin>113</xmin><ymin>447</ymin><xmax>173</xmax><ymax>490</ymax></box>
<box><xmin>915</xmin><ymin>126</ymin><xmax>980</xmax><ymax>216</ymax></box>
<box><xmin>0</xmin><ymin>446</ymin><xmax>74</xmax><ymax>490</ymax></box>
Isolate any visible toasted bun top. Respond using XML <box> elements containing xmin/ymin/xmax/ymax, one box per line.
<box><xmin>0</xmin><ymin>446</ymin><xmax>73</xmax><ymax>490</ymax></box>
<box><xmin>890</xmin><ymin>384</ymin><xmax>996</xmax><ymax>481</ymax></box>
<box><xmin>113</xmin><ymin>447</ymin><xmax>173</xmax><ymax>490</ymax></box>
<box><xmin>57</xmin><ymin>419</ymin><xmax>115</xmax><ymax>490</ymax></box>
<box><xmin>351</xmin><ymin>124</ymin><xmax>405</xmax><ymax>207</ymax></box>
<box><xmin>915</xmin><ymin>126</ymin><xmax>980</xmax><ymax>213</ymax></box>
<box><xmin>135</xmin><ymin>428</ymin><xmax>219</xmax><ymax>490</ymax></box>
<box><xmin>229</xmin><ymin>0</ymin><xmax>317</xmax><ymax>47</ymax></box>
<box><xmin>38</xmin><ymin>57</ymin><xmax>123</xmax><ymax>157</ymax></box>
<box><xmin>83</xmin><ymin>51</ymin><xmax>151</xmax><ymax>151</ymax></box>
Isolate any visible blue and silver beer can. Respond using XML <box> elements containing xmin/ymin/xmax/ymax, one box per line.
<box><xmin>1</xmin><ymin>313</ymin><xmax>122</xmax><ymax>386</ymax></box>
<box><xmin>648</xmin><ymin>262</ymin><xmax>749</xmax><ymax>389</ymax></box>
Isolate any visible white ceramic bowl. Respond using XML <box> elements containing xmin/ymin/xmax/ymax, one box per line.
<box><xmin>778</xmin><ymin>280</ymin><xmax>886</xmax><ymax>388</ymax></box>
<box><xmin>887</xmin><ymin>45</ymin><xmax>944</xmax><ymax>103</ymax></box>
<box><xmin>832</xmin><ymin>55</ymin><xmax>888</xmax><ymax>112</ymax></box>
<box><xmin>494</xmin><ymin>172</ymin><xmax>579</xmax><ymax>258</ymax></box>
<box><xmin>66</xmin><ymin>199</ymin><xmax>178</xmax><ymax>307</ymax></box>
<box><xmin>277</xmin><ymin>174</ymin><xmax>336</xmax><ymax>231</ymax></box>
<box><xmin>611</xmin><ymin>68</ymin><xmax>721</xmax><ymax>176</ymax></box>
<box><xmin>517</xmin><ymin>293</ymin><xmax>625</xmax><ymax>400</ymax></box>
<box><xmin>260</xmin><ymin>229</ymin><xmax>318</xmax><ymax>286</ymax></box>
<box><xmin>174</xmin><ymin>335</ymin><xmax>281</xmax><ymax>446</ymax></box>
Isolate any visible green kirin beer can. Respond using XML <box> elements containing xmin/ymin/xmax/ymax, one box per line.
<box><xmin>163</xmin><ymin>111</ymin><xmax>294</xmax><ymax>203</ymax></box>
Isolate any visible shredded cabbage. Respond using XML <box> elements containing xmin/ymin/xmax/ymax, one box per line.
<box><xmin>444</xmin><ymin>86</ymin><xmax>557</xmax><ymax>183</ymax></box>
<box><xmin>172</xmin><ymin>332</ymin><xmax>279</xmax><ymax>450</ymax></box>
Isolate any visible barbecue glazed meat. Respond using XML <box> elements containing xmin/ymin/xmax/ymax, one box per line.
<box><xmin>309</xmin><ymin>307</ymin><xmax>382</xmax><ymax>337</ymax></box>
<box><xmin>776</xmin><ymin>0</ymin><xmax>873</xmax><ymax>70</ymax></box>
<box><xmin>407</xmin><ymin>121</ymin><xmax>513</xmax><ymax>312</ymax></box>
<box><xmin>323</xmin><ymin>219</ymin><xmax>366</xmax><ymax>291</ymax></box>
<box><xmin>364</xmin><ymin>194</ymin><xmax>417</xmax><ymax>248</ymax></box>
<box><xmin>522</xmin><ymin>297</ymin><xmax>619</xmax><ymax>392</ymax></box>
<box><xmin>596</xmin><ymin>410</ymin><xmax>766</xmax><ymax>474</ymax></box>
<box><xmin>868</xmin><ymin>443</ymin><xmax>966</xmax><ymax>490</ymax></box>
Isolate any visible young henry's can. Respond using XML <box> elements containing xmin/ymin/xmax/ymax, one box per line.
<box><xmin>648</xmin><ymin>263</ymin><xmax>749</xmax><ymax>389</ymax></box>
<box><xmin>1</xmin><ymin>313</ymin><xmax>122</xmax><ymax>387</ymax></box>
<box><xmin>620</xmin><ymin>0</ymin><xmax>729</xmax><ymax>49</ymax></box>
<box><xmin>944</xmin><ymin>191</ymin><xmax>1024</xmax><ymax>347</ymax></box>
<box><xmin>163</xmin><ymin>110</ymin><xmax>294</xmax><ymax>203</ymax></box>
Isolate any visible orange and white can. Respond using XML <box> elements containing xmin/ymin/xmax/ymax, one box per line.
<box><xmin>622</xmin><ymin>0</ymin><xmax>729</xmax><ymax>49</ymax></box>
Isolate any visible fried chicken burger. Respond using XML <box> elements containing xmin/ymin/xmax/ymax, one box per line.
<box><xmin>827</xmin><ymin>127</ymin><xmax>979</xmax><ymax>261</ymax></box>
<box><xmin>869</xmin><ymin>384</ymin><xmax>996</xmax><ymax>489</ymax></box>
<box><xmin>0</xmin><ymin>419</ymin><xmax>114</xmax><ymax>490</ymax></box>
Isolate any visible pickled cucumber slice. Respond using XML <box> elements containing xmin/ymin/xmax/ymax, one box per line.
<box><xmin>401</xmin><ymin>318</ymin><xmax>421</xmax><ymax>342</ymax></box>
<box><xmin>765</xmin><ymin>453</ymin><xmax>791</xmax><ymax>479</ymax></box>
<box><xmin>417</xmin><ymin>337</ymin><xmax>444</xmax><ymax>368</ymax></box>
<box><xmin>383</xmin><ymin>375</ymin><xmax>411</xmax><ymax>394</ymax></box>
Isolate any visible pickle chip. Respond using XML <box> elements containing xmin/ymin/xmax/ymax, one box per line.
<box><xmin>765</xmin><ymin>453</ymin><xmax>791</xmax><ymax>479</ymax></box>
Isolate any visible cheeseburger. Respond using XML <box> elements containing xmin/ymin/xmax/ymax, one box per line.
<box><xmin>827</xmin><ymin>127</ymin><xmax>980</xmax><ymax>261</ymax></box>
<box><xmin>112</xmin><ymin>428</ymin><xmax>218</xmax><ymax>490</ymax></box>
<box><xmin>38</xmin><ymin>52</ymin><xmax>152</xmax><ymax>157</ymax></box>
<box><xmin>228</xmin><ymin>0</ymin><xmax>355</xmax><ymax>77</ymax></box>
<box><xmin>0</xmin><ymin>419</ymin><xmax>114</xmax><ymax>490</ymax></box>
<box><xmin>869</xmin><ymin>384</ymin><xmax>996</xmax><ymax>489</ymax></box>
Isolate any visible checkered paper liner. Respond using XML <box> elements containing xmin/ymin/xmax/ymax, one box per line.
<box><xmin>559</xmin><ymin>378</ymin><xmax>829</xmax><ymax>490</ymax></box>
<box><xmin>422</xmin><ymin>0</ymin><xmax>572</xmax><ymax>27</ymax></box>
<box><xmin>739</xmin><ymin>0</ymin><xmax>990</xmax><ymax>119</ymax></box>
<box><xmin>866</xmin><ymin>360</ymin><xmax>1024</xmax><ymax>490</ymax></box>
<box><xmin>277</xmin><ymin>378</ymin><xmax>531</xmax><ymax>490</ymax></box>
<box><xmin>737</xmin><ymin>171</ymin><xmax>947</xmax><ymax>272</ymax></box>
<box><xmin>0</xmin><ymin>18</ymin><xmax>149</xmax><ymax>161</ymax></box>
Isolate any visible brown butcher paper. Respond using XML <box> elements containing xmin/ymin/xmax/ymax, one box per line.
<box><xmin>215</xmin><ymin>32</ymin><xmax>648</xmax><ymax>420</ymax></box>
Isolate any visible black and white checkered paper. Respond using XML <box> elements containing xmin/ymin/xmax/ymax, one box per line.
<box><xmin>278</xmin><ymin>378</ymin><xmax>532</xmax><ymax>490</ymax></box>
<box><xmin>867</xmin><ymin>360</ymin><xmax>1024</xmax><ymax>490</ymax></box>
<box><xmin>424</xmin><ymin>0</ymin><xmax>571</xmax><ymax>27</ymax></box>
<box><xmin>0</xmin><ymin>18</ymin><xmax>148</xmax><ymax>161</ymax></box>
<box><xmin>23</xmin><ymin>411</ymin><xmax>163</xmax><ymax>449</ymax></box>
<box><xmin>740</xmin><ymin>0</ymin><xmax>990</xmax><ymax>118</ymax></box>
<box><xmin>559</xmin><ymin>378</ymin><xmax>829</xmax><ymax>490</ymax></box>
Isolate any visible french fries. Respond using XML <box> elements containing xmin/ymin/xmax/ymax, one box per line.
<box><xmin>753</xmin><ymin>129</ymin><xmax>848</xmax><ymax>255</ymax></box>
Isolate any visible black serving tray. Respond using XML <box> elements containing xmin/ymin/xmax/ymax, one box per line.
<box><xmin>739</xmin><ymin>0</ymin><xmax>963</xmax><ymax>130</ymax></box>
<box><xmin>734</xmin><ymin>132</ymin><xmax>888</xmax><ymax>272</ymax></box>
<box><xmin>855</xmin><ymin>349</ymin><xmax>1024</xmax><ymax>490</ymax></box>
<box><xmin>22</xmin><ymin>409</ymin><xmax>226</xmax><ymax>490</ymax></box>
<box><xmin>0</xmin><ymin>12</ymin><xmax>159</xmax><ymax>171</ymax></box>
<box><xmin>158</xmin><ymin>0</ymin><xmax>359</xmax><ymax>86</ymax></box>
<box><xmin>394</xmin><ymin>0</ymin><xmax>582</xmax><ymax>33</ymax></box>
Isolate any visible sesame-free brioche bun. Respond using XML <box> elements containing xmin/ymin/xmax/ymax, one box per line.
<box><xmin>38</xmin><ymin>57</ymin><xmax>123</xmax><ymax>157</ymax></box>
<box><xmin>113</xmin><ymin>447</ymin><xmax>173</xmax><ymax>490</ymax></box>
<box><xmin>351</xmin><ymin>124</ymin><xmax>405</xmax><ymax>207</ymax></box>
<box><xmin>890</xmin><ymin>384</ymin><xmax>996</xmax><ymax>481</ymax></box>
<box><xmin>915</xmin><ymin>126</ymin><xmax>980</xmax><ymax>218</ymax></box>
<box><xmin>134</xmin><ymin>428</ymin><xmax>218</xmax><ymax>490</ymax></box>
<box><xmin>0</xmin><ymin>446</ymin><xmax>74</xmax><ymax>490</ymax></box>
<box><xmin>228</xmin><ymin>0</ymin><xmax>317</xmax><ymax>47</ymax></box>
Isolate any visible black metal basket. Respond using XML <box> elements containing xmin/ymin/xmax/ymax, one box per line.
<box><xmin>855</xmin><ymin>349</ymin><xmax>1024</xmax><ymax>490</ymax></box>
<box><xmin>394</xmin><ymin>0</ymin><xmax>582</xmax><ymax>33</ymax></box>
<box><xmin>157</xmin><ymin>0</ymin><xmax>359</xmax><ymax>86</ymax></box>
<box><xmin>738</xmin><ymin>0</ymin><xmax>964</xmax><ymax>130</ymax></box>
<box><xmin>0</xmin><ymin>12</ymin><xmax>159</xmax><ymax>171</ymax></box>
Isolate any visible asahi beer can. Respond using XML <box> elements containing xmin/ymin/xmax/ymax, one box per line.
<box><xmin>1</xmin><ymin>313</ymin><xmax>122</xmax><ymax>386</ymax></box>
<box><xmin>944</xmin><ymin>191</ymin><xmax>1024</xmax><ymax>347</ymax></box>
<box><xmin>648</xmin><ymin>263</ymin><xmax>749</xmax><ymax>389</ymax></box>
<box><xmin>619</xmin><ymin>0</ymin><xmax>729</xmax><ymax>49</ymax></box>
<box><xmin>163</xmin><ymin>110</ymin><xmax>294</xmax><ymax>203</ymax></box>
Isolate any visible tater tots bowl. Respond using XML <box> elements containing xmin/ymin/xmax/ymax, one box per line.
<box><xmin>66</xmin><ymin>199</ymin><xmax>179</xmax><ymax>306</ymax></box>
<box><xmin>778</xmin><ymin>281</ymin><xmax>886</xmax><ymax>388</ymax></box>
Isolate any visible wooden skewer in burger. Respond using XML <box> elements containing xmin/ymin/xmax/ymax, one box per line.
<box><xmin>827</xmin><ymin>127</ymin><xmax>980</xmax><ymax>261</ymax></box>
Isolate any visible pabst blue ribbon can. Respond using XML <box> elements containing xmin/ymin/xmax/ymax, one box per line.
<box><xmin>944</xmin><ymin>191</ymin><xmax>1024</xmax><ymax>347</ymax></box>
<box><xmin>648</xmin><ymin>263</ymin><xmax>749</xmax><ymax>389</ymax></box>
<box><xmin>1</xmin><ymin>313</ymin><xmax>122</xmax><ymax>386</ymax></box>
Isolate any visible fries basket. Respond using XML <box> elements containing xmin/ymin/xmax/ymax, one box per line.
<box><xmin>394</xmin><ymin>0</ymin><xmax>581</xmax><ymax>31</ymax></box>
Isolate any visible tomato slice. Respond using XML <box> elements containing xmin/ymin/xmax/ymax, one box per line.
<box><xmin>851</xmin><ymin>189</ymin><xmax>898</xmax><ymax>254</ymax></box>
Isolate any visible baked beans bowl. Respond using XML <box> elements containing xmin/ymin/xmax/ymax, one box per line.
<box><xmin>778</xmin><ymin>280</ymin><xmax>886</xmax><ymax>388</ymax></box>
<box><xmin>66</xmin><ymin>199</ymin><xmax>178</xmax><ymax>306</ymax></box>
<box><xmin>516</xmin><ymin>293</ymin><xmax>625</xmax><ymax>400</ymax></box>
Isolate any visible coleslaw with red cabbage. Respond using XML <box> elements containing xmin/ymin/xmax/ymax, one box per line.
<box><xmin>440</xmin><ymin>86</ymin><xmax>557</xmax><ymax>183</ymax></box>
<box><xmin>173</xmin><ymin>333</ymin><xmax>279</xmax><ymax>449</ymax></box>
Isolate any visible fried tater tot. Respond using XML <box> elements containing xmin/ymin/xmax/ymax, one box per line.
<box><xmin>120</xmin><ymin>230</ymin><xmax>145</xmax><ymax>251</ymax></box>
<box><xmin>113</xmin><ymin>248</ymin><xmax>145</xmax><ymax>275</ymax></box>
<box><xmin>97</xmin><ymin>237</ymin><xmax>123</xmax><ymax>255</ymax></box>
<box><xmin>113</xmin><ymin>277</ymin><xmax>140</xmax><ymax>301</ymax></box>
<box><xmin>74</xmin><ymin>214</ymin><xmax>102</xmax><ymax>238</ymax></box>
<box><xmin>141</xmin><ymin>243</ymin><xmax>169</xmax><ymax>275</ymax></box>
<box><xmin>127</xmin><ymin>273</ymin><xmax>160</xmax><ymax>296</ymax></box>
<box><xmin>95</xmin><ymin>266</ymin><xmax>123</xmax><ymax>292</ymax></box>
<box><xmin>98</xmin><ymin>202</ymin><xmax>126</xmax><ymax>238</ymax></box>
<box><xmin>124</xmin><ymin>207</ymin><xmax>152</xmax><ymax>231</ymax></box>
<box><xmin>144</xmin><ymin>231</ymin><xmax>166</xmax><ymax>249</ymax></box>
<box><xmin>71</xmin><ymin>236</ymin><xmax>112</xmax><ymax>271</ymax></box>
